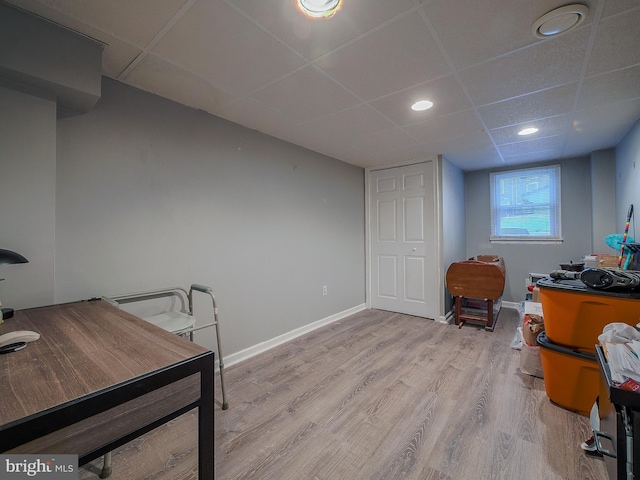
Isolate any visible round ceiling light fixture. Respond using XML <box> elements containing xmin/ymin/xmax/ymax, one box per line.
<box><xmin>411</xmin><ymin>100</ymin><xmax>434</xmax><ymax>111</ymax></box>
<box><xmin>518</xmin><ymin>127</ymin><xmax>539</xmax><ymax>136</ymax></box>
<box><xmin>532</xmin><ymin>4</ymin><xmax>588</xmax><ymax>38</ymax></box>
<box><xmin>297</xmin><ymin>0</ymin><xmax>342</xmax><ymax>19</ymax></box>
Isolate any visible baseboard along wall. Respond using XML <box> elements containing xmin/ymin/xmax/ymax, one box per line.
<box><xmin>215</xmin><ymin>304</ymin><xmax>366</xmax><ymax>370</ymax></box>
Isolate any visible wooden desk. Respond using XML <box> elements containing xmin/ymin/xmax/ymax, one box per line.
<box><xmin>0</xmin><ymin>299</ymin><xmax>213</xmax><ymax>479</ymax></box>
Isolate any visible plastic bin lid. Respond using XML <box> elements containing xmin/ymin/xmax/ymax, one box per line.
<box><xmin>537</xmin><ymin>277</ymin><xmax>640</xmax><ymax>299</ymax></box>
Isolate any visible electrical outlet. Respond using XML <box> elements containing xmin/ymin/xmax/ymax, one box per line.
<box><xmin>323</xmin><ymin>285</ymin><xmax>327</xmax><ymax>296</ymax></box>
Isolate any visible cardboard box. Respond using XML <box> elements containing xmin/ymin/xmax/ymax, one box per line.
<box><xmin>522</xmin><ymin>302</ymin><xmax>544</xmax><ymax>346</ymax></box>
<box><xmin>595</xmin><ymin>253</ymin><xmax>637</xmax><ymax>269</ymax></box>
<box><xmin>597</xmin><ymin>254</ymin><xmax>624</xmax><ymax>268</ymax></box>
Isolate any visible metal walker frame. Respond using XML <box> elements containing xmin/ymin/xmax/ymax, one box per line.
<box><xmin>100</xmin><ymin>284</ymin><xmax>228</xmax><ymax>478</ymax></box>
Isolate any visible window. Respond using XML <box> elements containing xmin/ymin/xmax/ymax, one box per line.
<box><xmin>490</xmin><ymin>165</ymin><xmax>561</xmax><ymax>241</ymax></box>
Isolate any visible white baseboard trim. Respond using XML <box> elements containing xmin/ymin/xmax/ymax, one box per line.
<box><xmin>218</xmin><ymin>303</ymin><xmax>367</xmax><ymax>369</ymax></box>
<box><xmin>502</xmin><ymin>300</ymin><xmax>520</xmax><ymax>310</ymax></box>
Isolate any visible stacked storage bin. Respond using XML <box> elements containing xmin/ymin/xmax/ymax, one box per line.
<box><xmin>537</xmin><ymin>278</ymin><xmax>640</xmax><ymax>415</ymax></box>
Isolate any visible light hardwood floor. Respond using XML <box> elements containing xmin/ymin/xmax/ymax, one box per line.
<box><xmin>82</xmin><ymin>308</ymin><xmax>608</xmax><ymax>479</ymax></box>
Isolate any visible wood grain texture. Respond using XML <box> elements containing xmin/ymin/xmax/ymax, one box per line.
<box><xmin>214</xmin><ymin>308</ymin><xmax>606</xmax><ymax>480</ymax></box>
<box><xmin>81</xmin><ymin>308</ymin><xmax>607</xmax><ymax>479</ymax></box>
<box><xmin>0</xmin><ymin>300</ymin><xmax>207</xmax><ymax>426</ymax></box>
<box><xmin>78</xmin><ymin>411</ymin><xmax>199</xmax><ymax>480</ymax></box>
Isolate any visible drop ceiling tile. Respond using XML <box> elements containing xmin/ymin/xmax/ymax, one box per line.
<box><xmin>403</xmin><ymin>109</ymin><xmax>484</xmax><ymax>144</ymax></box>
<box><xmin>490</xmin><ymin>114</ymin><xmax>570</xmax><ymax>146</ymax></box>
<box><xmin>217</xmin><ymin>97</ymin><xmax>299</xmax><ymax>141</ymax></box>
<box><xmin>294</xmin><ymin>104</ymin><xmax>398</xmax><ymax>147</ymax></box>
<box><xmin>333</xmin><ymin>147</ymin><xmax>386</xmax><ymax>168</ymax></box>
<box><xmin>460</xmin><ymin>28</ymin><xmax>590</xmax><ymax>107</ymax></box>
<box><xmin>315</xmin><ymin>12</ymin><xmax>450</xmax><ymax>101</ymax></box>
<box><xmin>443</xmin><ymin>145</ymin><xmax>503</xmax><ymax>171</ymax></box>
<box><xmin>586</xmin><ymin>8</ymin><xmax>640</xmax><ymax>77</ymax></box>
<box><xmin>478</xmin><ymin>83</ymin><xmax>578</xmax><ymax>130</ymax></box>
<box><xmin>578</xmin><ymin>65</ymin><xmax>640</xmax><ymax>110</ymax></box>
<box><xmin>564</xmin><ymin>123</ymin><xmax>626</xmax><ymax>155</ymax></box>
<box><xmin>501</xmin><ymin>149</ymin><xmax>562</xmax><ymax>166</ymax></box>
<box><xmin>152</xmin><ymin>0</ymin><xmax>306</xmax><ymax>96</ymax></box>
<box><xmin>231</xmin><ymin>0</ymin><xmax>415</xmax><ymax>61</ymax></box>
<box><xmin>497</xmin><ymin>135</ymin><xmax>564</xmax><ymax>157</ymax></box>
<box><xmin>7</xmin><ymin>0</ymin><xmax>190</xmax><ymax>47</ymax></box>
<box><xmin>123</xmin><ymin>53</ymin><xmax>238</xmax><ymax>114</ymax></box>
<box><xmin>250</xmin><ymin>65</ymin><xmax>361</xmax><ymax>123</ymax></box>
<box><xmin>379</xmin><ymin>145</ymin><xmax>440</xmax><ymax>166</ymax></box>
<box><xmin>423</xmin><ymin>0</ymin><xmax>589</xmax><ymax>70</ymax></box>
<box><xmin>571</xmin><ymin>98</ymin><xmax>640</xmax><ymax>134</ymax></box>
<box><xmin>369</xmin><ymin>75</ymin><xmax>472</xmax><ymax>126</ymax></box>
<box><xmin>421</xmin><ymin>131</ymin><xmax>494</xmax><ymax>158</ymax></box>
<box><xmin>349</xmin><ymin>128</ymin><xmax>422</xmax><ymax>157</ymax></box>
<box><xmin>602</xmin><ymin>0</ymin><xmax>640</xmax><ymax>19</ymax></box>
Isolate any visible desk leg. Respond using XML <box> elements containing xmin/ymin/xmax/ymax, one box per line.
<box><xmin>199</xmin><ymin>355</ymin><xmax>214</xmax><ymax>480</ymax></box>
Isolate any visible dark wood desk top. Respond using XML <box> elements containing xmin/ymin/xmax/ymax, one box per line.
<box><xmin>0</xmin><ymin>299</ymin><xmax>209</xmax><ymax>428</ymax></box>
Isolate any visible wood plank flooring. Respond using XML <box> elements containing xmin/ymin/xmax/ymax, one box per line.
<box><xmin>81</xmin><ymin>308</ymin><xmax>608</xmax><ymax>479</ymax></box>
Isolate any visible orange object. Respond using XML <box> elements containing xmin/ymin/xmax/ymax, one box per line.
<box><xmin>537</xmin><ymin>333</ymin><xmax>599</xmax><ymax>416</ymax></box>
<box><xmin>538</xmin><ymin>278</ymin><xmax>640</xmax><ymax>353</ymax></box>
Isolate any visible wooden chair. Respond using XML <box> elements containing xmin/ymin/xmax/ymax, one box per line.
<box><xmin>445</xmin><ymin>258</ymin><xmax>506</xmax><ymax>331</ymax></box>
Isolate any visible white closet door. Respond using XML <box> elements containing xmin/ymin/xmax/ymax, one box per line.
<box><xmin>370</xmin><ymin>162</ymin><xmax>437</xmax><ymax>319</ymax></box>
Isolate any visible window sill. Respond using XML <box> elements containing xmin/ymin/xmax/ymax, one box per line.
<box><xmin>490</xmin><ymin>238</ymin><xmax>564</xmax><ymax>244</ymax></box>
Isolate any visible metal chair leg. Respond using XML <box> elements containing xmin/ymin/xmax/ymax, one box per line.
<box><xmin>99</xmin><ymin>452</ymin><xmax>112</xmax><ymax>479</ymax></box>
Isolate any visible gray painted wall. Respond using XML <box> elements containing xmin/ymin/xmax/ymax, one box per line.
<box><xmin>441</xmin><ymin>156</ymin><xmax>465</xmax><ymax>314</ymax></box>
<box><xmin>590</xmin><ymin>149</ymin><xmax>617</xmax><ymax>253</ymax></box>
<box><xmin>464</xmin><ymin>157</ymin><xmax>596</xmax><ymax>303</ymax></box>
<box><xmin>0</xmin><ymin>83</ymin><xmax>56</xmax><ymax>309</ymax></box>
<box><xmin>54</xmin><ymin>78</ymin><xmax>365</xmax><ymax>357</ymax></box>
<box><xmin>616</xmin><ymin>118</ymin><xmax>640</xmax><ymax>237</ymax></box>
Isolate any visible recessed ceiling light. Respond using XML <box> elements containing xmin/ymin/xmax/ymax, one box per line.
<box><xmin>532</xmin><ymin>4</ymin><xmax>588</xmax><ymax>38</ymax></box>
<box><xmin>518</xmin><ymin>127</ymin><xmax>539</xmax><ymax>136</ymax></box>
<box><xmin>297</xmin><ymin>0</ymin><xmax>341</xmax><ymax>19</ymax></box>
<box><xmin>411</xmin><ymin>100</ymin><xmax>434</xmax><ymax>111</ymax></box>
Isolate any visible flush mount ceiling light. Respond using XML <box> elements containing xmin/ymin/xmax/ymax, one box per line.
<box><xmin>411</xmin><ymin>100</ymin><xmax>434</xmax><ymax>111</ymax></box>
<box><xmin>297</xmin><ymin>0</ymin><xmax>342</xmax><ymax>19</ymax></box>
<box><xmin>518</xmin><ymin>127</ymin><xmax>539</xmax><ymax>136</ymax></box>
<box><xmin>532</xmin><ymin>4</ymin><xmax>588</xmax><ymax>38</ymax></box>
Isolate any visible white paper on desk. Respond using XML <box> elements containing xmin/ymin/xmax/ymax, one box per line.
<box><xmin>629</xmin><ymin>340</ymin><xmax>640</xmax><ymax>358</ymax></box>
<box><xmin>605</xmin><ymin>342</ymin><xmax>640</xmax><ymax>383</ymax></box>
<box><xmin>605</xmin><ymin>343</ymin><xmax>627</xmax><ymax>383</ymax></box>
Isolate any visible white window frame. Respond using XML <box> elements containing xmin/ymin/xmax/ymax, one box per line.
<box><xmin>490</xmin><ymin>165</ymin><xmax>562</xmax><ymax>242</ymax></box>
